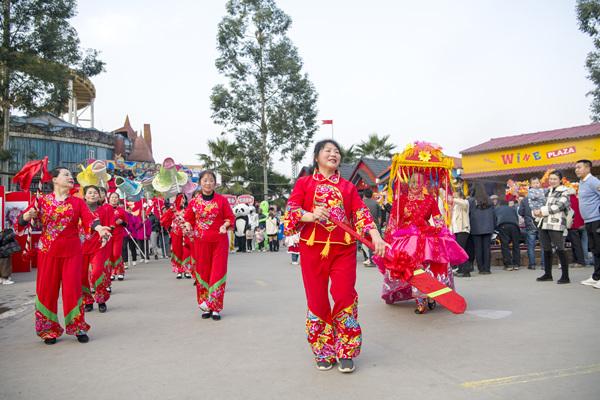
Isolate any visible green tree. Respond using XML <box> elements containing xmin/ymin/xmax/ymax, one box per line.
<box><xmin>0</xmin><ymin>0</ymin><xmax>105</xmax><ymax>166</ymax></box>
<box><xmin>197</xmin><ymin>137</ymin><xmax>291</xmax><ymax>199</ymax></box>
<box><xmin>355</xmin><ymin>133</ymin><xmax>396</xmax><ymax>159</ymax></box>
<box><xmin>211</xmin><ymin>0</ymin><xmax>318</xmax><ymax>200</ymax></box>
<box><xmin>577</xmin><ymin>0</ymin><xmax>600</xmax><ymax>120</ymax></box>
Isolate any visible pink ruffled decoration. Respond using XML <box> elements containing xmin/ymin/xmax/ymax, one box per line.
<box><xmin>383</xmin><ymin>225</ymin><xmax>468</xmax><ymax>266</ymax></box>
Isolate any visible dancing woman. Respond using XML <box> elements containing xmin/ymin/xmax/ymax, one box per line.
<box><xmin>283</xmin><ymin>139</ymin><xmax>385</xmax><ymax>373</ymax></box>
<box><xmin>81</xmin><ymin>186</ymin><xmax>112</xmax><ymax>313</ymax></box>
<box><xmin>184</xmin><ymin>170</ymin><xmax>235</xmax><ymax>321</ymax></box>
<box><xmin>16</xmin><ymin>167</ymin><xmax>111</xmax><ymax>344</ymax></box>
<box><xmin>107</xmin><ymin>192</ymin><xmax>127</xmax><ymax>281</ymax></box>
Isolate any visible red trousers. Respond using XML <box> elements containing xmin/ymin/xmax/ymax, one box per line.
<box><xmin>170</xmin><ymin>233</ymin><xmax>184</xmax><ymax>273</ymax></box>
<box><xmin>35</xmin><ymin>251</ymin><xmax>90</xmax><ymax>340</ymax></box>
<box><xmin>109</xmin><ymin>235</ymin><xmax>125</xmax><ymax>276</ymax></box>
<box><xmin>82</xmin><ymin>247</ymin><xmax>111</xmax><ymax>305</ymax></box>
<box><xmin>193</xmin><ymin>236</ymin><xmax>228</xmax><ymax>312</ymax></box>
<box><xmin>300</xmin><ymin>241</ymin><xmax>362</xmax><ymax>362</ymax></box>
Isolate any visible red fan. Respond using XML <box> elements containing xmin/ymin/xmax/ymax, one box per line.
<box><xmin>331</xmin><ymin>219</ymin><xmax>467</xmax><ymax>314</ymax></box>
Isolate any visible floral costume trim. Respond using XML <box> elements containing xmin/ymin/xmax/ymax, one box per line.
<box><xmin>306</xmin><ymin>298</ymin><xmax>362</xmax><ymax>362</ymax></box>
<box><xmin>35</xmin><ymin>299</ymin><xmax>63</xmax><ymax>340</ymax></box>
<box><xmin>194</xmin><ymin>272</ymin><xmax>227</xmax><ymax>312</ymax></box>
<box><xmin>35</xmin><ymin>297</ymin><xmax>90</xmax><ymax>339</ymax></box>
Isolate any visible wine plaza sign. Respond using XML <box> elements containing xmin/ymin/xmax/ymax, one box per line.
<box><xmin>462</xmin><ymin>137</ymin><xmax>599</xmax><ymax>175</ymax></box>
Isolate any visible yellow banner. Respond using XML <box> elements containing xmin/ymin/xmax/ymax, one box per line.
<box><xmin>462</xmin><ymin>137</ymin><xmax>600</xmax><ymax>174</ymax></box>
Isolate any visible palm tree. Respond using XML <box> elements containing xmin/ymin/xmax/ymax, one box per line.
<box><xmin>355</xmin><ymin>133</ymin><xmax>396</xmax><ymax>159</ymax></box>
<box><xmin>197</xmin><ymin>137</ymin><xmax>245</xmax><ymax>189</ymax></box>
<box><xmin>340</xmin><ymin>144</ymin><xmax>360</xmax><ymax>163</ymax></box>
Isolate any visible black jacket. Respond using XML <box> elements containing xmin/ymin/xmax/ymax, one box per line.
<box><xmin>518</xmin><ymin>198</ymin><xmax>537</xmax><ymax>231</ymax></box>
<box><xmin>0</xmin><ymin>229</ymin><xmax>21</xmax><ymax>258</ymax></box>
<box><xmin>468</xmin><ymin>198</ymin><xmax>496</xmax><ymax>235</ymax></box>
<box><xmin>494</xmin><ymin>205</ymin><xmax>519</xmax><ymax>227</ymax></box>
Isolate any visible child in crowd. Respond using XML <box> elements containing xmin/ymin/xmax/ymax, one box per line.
<box><xmin>528</xmin><ymin>177</ymin><xmax>546</xmax><ymax>223</ymax></box>
<box><xmin>255</xmin><ymin>227</ymin><xmax>266</xmax><ymax>252</ymax></box>
<box><xmin>245</xmin><ymin>226</ymin><xmax>254</xmax><ymax>253</ymax></box>
<box><xmin>285</xmin><ymin>233</ymin><xmax>300</xmax><ymax>265</ymax></box>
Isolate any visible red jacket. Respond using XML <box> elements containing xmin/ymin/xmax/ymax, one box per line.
<box><xmin>184</xmin><ymin>193</ymin><xmax>235</xmax><ymax>242</ymax></box>
<box><xmin>284</xmin><ymin>171</ymin><xmax>375</xmax><ymax>246</ymax></box>
<box><xmin>16</xmin><ymin>193</ymin><xmax>99</xmax><ymax>257</ymax></box>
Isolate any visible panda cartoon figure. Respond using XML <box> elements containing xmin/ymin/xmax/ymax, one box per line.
<box><xmin>233</xmin><ymin>203</ymin><xmax>250</xmax><ymax>252</ymax></box>
<box><xmin>248</xmin><ymin>205</ymin><xmax>259</xmax><ymax>231</ymax></box>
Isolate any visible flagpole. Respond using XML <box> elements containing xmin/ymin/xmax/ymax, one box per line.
<box><xmin>331</xmin><ymin>122</ymin><xmax>334</xmax><ymax>139</ymax></box>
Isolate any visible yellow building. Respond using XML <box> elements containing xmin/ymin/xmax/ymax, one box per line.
<box><xmin>461</xmin><ymin>123</ymin><xmax>600</xmax><ymax>182</ymax></box>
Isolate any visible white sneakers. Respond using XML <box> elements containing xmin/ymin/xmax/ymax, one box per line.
<box><xmin>581</xmin><ymin>277</ymin><xmax>599</xmax><ymax>286</ymax></box>
<box><xmin>0</xmin><ymin>277</ymin><xmax>15</xmax><ymax>285</ymax></box>
<box><xmin>594</xmin><ymin>281</ymin><xmax>600</xmax><ymax>289</ymax></box>
<box><xmin>132</xmin><ymin>261</ymin><xmax>137</xmax><ymax>266</ymax></box>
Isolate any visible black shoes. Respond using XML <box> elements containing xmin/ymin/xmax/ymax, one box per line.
<box><xmin>557</xmin><ymin>277</ymin><xmax>571</xmax><ymax>284</ymax></box>
<box><xmin>536</xmin><ymin>274</ymin><xmax>553</xmax><ymax>281</ymax></box>
<box><xmin>479</xmin><ymin>271</ymin><xmax>491</xmax><ymax>275</ymax></box>
<box><xmin>98</xmin><ymin>303</ymin><xmax>107</xmax><ymax>313</ymax></box>
<box><xmin>84</xmin><ymin>304</ymin><xmax>93</xmax><ymax>312</ymax></box>
<box><xmin>76</xmin><ymin>334</ymin><xmax>89</xmax><ymax>343</ymax></box>
<box><xmin>201</xmin><ymin>311</ymin><xmax>212</xmax><ymax>319</ymax></box>
<box><xmin>316</xmin><ymin>360</ymin><xmax>334</xmax><ymax>371</ymax></box>
<box><xmin>211</xmin><ymin>312</ymin><xmax>221</xmax><ymax>321</ymax></box>
<box><xmin>44</xmin><ymin>338</ymin><xmax>57</xmax><ymax>345</ymax></box>
<box><xmin>338</xmin><ymin>359</ymin><xmax>355</xmax><ymax>373</ymax></box>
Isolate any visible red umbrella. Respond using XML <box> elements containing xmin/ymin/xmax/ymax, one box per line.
<box><xmin>330</xmin><ymin>219</ymin><xmax>467</xmax><ymax>314</ymax></box>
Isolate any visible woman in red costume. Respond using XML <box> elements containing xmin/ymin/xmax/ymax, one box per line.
<box><xmin>16</xmin><ymin>167</ymin><xmax>111</xmax><ymax>344</ymax></box>
<box><xmin>284</xmin><ymin>140</ymin><xmax>386</xmax><ymax>373</ymax></box>
<box><xmin>381</xmin><ymin>172</ymin><xmax>464</xmax><ymax>313</ymax></box>
<box><xmin>161</xmin><ymin>194</ymin><xmax>191</xmax><ymax>279</ymax></box>
<box><xmin>184</xmin><ymin>170</ymin><xmax>234</xmax><ymax>321</ymax></box>
<box><xmin>81</xmin><ymin>186</ymin><xmax>112</xmax><ymax>313</ymax></box>
<box><xmin>107</xmin><ymin>191</ymin><xmax>127</xmax><ymax>282</ymax></box>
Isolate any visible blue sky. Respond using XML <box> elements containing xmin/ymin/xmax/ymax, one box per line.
<box><xmin>73</xmin><ymin>0</ymin><xmax>593</xmax><ymax>175</ymax></box>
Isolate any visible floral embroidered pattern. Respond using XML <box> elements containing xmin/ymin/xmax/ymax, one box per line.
<box><xmin>191</xmin><ymin>199</ymin><xmax>220</xmax><ymax>235</ymax></box>
<box><xmin>333</xmin><ymin>298</ymin><xmax>362</xmax><ymax>359</ymax></box>
<box><xmin>283</xmin><ymin>206</ymin><xmax>304</xmax><ymax>236</ymax></box>
<box><xmin>194</xmin><ymin>272</ymin><xmax>226</xmax><ymax>312</ymax></box>
<box><xmin>306</xmin><ymin>309</ymin><xmax>336</xmax><ymax>362</ymax></box>
<box><xmin>314</xmin><ymin>184</ymin><xmax>345</xmax><ymax>231</ymax></box>
<box><xmin>34</xmin><ymin>310</ymin><xmax>64</xmax><ymax>340</ymax></box>
<box><xmin>353</xmin><ymin>207</ymin><xmax>376</xmax><ymax>236</ymax></box>
<box><xmin>64</xmin><ymin>300</ymin><xmax>90</xmax><ymax>335</ymax></box>
<box><xmin>93</xmin><ymin>273</ymin><xmax>110</xmax><ymax>304</ymax></box>
<box><xmin>38</xmin><ymin>194</ymin><xmax>74</xmax><ymax>253</ymax></box>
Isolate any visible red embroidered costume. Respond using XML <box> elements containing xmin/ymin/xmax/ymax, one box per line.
<box><xmin>16</xmin><ymin>194</ymin><xmax>98</xmax><ymax>340</ymax></box>
<box><xmin>184</xmin><ymin>192</ymin><xmax>235</xmax><ymax>312</ymax></box>
<box><xmin>284</xmin><ymin>171</ymin><xmax>375</xmax><ymax>363</ymax></box>
<box><xmin>109</xmin><ymin>202</ymin><xmax>127</xmax><ymax>277</ymax></box>
<box><xmin>81</xmin><ymin>203</ymin><xmax>112</xmax><ymax>306</ymax></box>
<box><xmin>162</xmin><ymin>195</ymin><xmax>191</xmax><ymax>275</ymax></box>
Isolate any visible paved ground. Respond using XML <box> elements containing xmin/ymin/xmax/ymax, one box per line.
<box><xmin>0</xmin><ymin>251</ymin><xmax>598</xmax><ymax>400</ymax></box>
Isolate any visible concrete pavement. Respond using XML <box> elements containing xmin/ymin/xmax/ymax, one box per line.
<box><xmin>0</xmin><ymin>251</ymin><xmax>598</xmax><ymax>400</ymax></box>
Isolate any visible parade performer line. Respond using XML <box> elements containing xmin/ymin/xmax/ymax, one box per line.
<box><xmin>461</xmin><ymin>363</ymin><xmax>600</xmax><ymax>389</ymax></box>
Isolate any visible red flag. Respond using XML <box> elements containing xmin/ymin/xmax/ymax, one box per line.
<box><xmin>321</xmin><ymin>120</ymin><xmax>333</xmax><ymax>125</ymax></box>
<box><xmin>12</xmin><ymin>157</ymin><xmax>51</xmax><ymax>192</ymax></box>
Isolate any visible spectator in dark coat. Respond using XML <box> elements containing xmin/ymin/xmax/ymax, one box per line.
<box><xmin>0</xmin><ymin>228</ymin><xmax>21</xmax><ymax>285</ymax></box>
<box><xmin>495</xmin><ymin>200</ymin><xmax>521</xmax><ymax>270</ymax></box>
<box><xmin>469</xmin><ymin>185</ymin><xmax>495</xmax><ymax>274</ymax></box>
